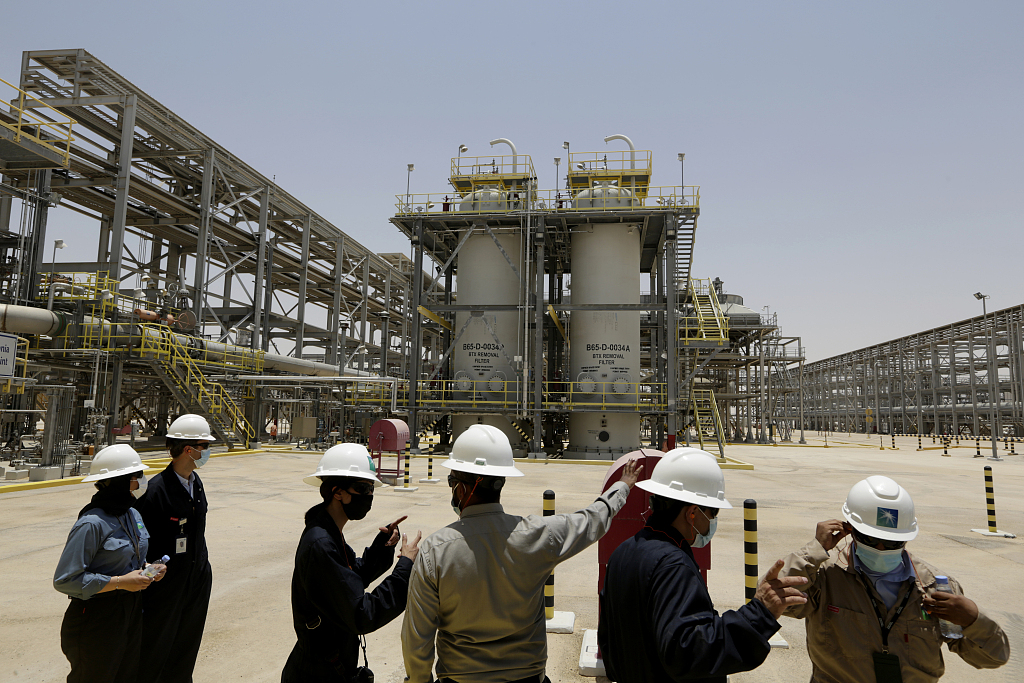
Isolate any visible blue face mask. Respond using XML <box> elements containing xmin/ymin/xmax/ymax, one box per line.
<box><xmin>191</xmin><ymin>444</ymin><xmax>211</xmax><ymax>469</ymax></box>
<box><xmin>855</xmin><ymin>540</ymin><xmax>905</xmax><ymax>574</ymax></box>
<box><xmin>690</xmin><ymin>508</ymin><xmax>717</xmax><ymax>548</ymax></box>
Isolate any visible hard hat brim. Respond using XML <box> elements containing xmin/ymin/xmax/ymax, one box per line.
<box><xmin>441</xmin><ymin>459</ymin><xmax>524</xmax><ymax>478</ymax></box>
<box><xmin>303</xmin><ymin>471</ymin><xmax>385</xmax><ymax>488</ymax></box>
<box><xmin>636</xmin><ymin>479</ymin><xmax>733</xmax><ymax>509</ymax></box>
<box><xmin>82</xmin><ymin>462</ymin><xmax>155</xmax><ymax>483</ymax></box>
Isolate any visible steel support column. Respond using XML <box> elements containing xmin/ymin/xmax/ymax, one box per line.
<box><xmin>532</xmin><ymin>219</ymin><xmax>545</xmax><ymax>455</ymax></box>
<box><xmin>252</xmin><ymin>186</ymin><xmax>270</xmax><ymax>350</ymax></box>
<box><xmin>408</xmin><ymin>220</ymin><xmax>425</xmax><ymax>449</ymax></box>
<box><xmin>108</xmin><ymin>95</ymin><xmax>137</xmax><ymax>283</ymax></box>
<box><xmin>193</xmin><ymin>147</ymin><xmax>215</xmax><ymax>320</ymax></box>
<box><xmin>296</xmin><ymin>214</ymin><xmax>311</xmax><ymax>356</ymax></box>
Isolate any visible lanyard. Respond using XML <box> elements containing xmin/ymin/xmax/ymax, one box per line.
<box><xmin>117</xmin><ymin>513</ymin><xmax>144</xmax><ymax>568</ymax></box>
<box><xmin>857</xmin><ymin>571</ymin><xmax>914</xmax><ymax>653</ymax></box>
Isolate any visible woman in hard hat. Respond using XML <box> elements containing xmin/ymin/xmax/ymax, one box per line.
<box><xmin>53</xmin><ymin>444</ymin><xmax>167</xmax><ymax>682</ymax></box>
<box><xmin>283</xmin><ymin>443</ymin><xmax>421</xmax><ymax>683</ymax></box>
<box><xmin>134</xmin><ymin>413</ymin><xmax>216</xmax><ymax>682</ymax></box>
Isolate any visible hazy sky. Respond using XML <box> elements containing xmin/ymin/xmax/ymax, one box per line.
<box><xmin>3</xmin><ymin>1</ymin><xmax>1021</xmax><ymax>361</ymax></box>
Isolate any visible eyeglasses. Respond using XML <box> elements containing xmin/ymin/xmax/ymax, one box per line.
<box><xmin>852</xmin><ymin>529</ymin><xmax>906</xmax><ymax>551</ymax></box>
<box><xmin>447</xmin><ymin>474</ymin><xmax>472</xmax><ymax>488</ymax></box>
<box><xmin>348</xmin><ymin>482</ymin><xmax>375</xmax><ymax>496</ymax></box>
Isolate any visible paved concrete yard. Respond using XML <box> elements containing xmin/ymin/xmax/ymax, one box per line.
<box><xmin>1</xmin><ymin>435</ymin><xmax>1021</xmax><ymax>682</ymax></box>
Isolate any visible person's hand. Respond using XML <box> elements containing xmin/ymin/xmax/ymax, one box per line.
<box><xmin>149</xmin><ymin>563</ymin><xmax>167</xmax><ymax>582</ymax></box>
<box><xmin>753</xmin><ymin>559</ymin><xmax>808</xmax><ymax>619</ymax></box>
<box><xmin>815</xmin><ymin>519</ymin><xmax>851</xmax><ymax>552</ymax></box>
<box><xmin>117</xmin><ymin>570</ymin><xmax>154</xmax><ymax>592</ymax></box>
<box><xmin>618</xmin><ymin>459</ymin><xmax>643</xmax><ymax>489</ymax></box>
<box><xmin>380</xmin><ymin>516</ymin><xmax>408</xmax><ymax>547</ymax></box>
<box><xmin>923</xmin><ymin>591</ymin><xmax>979</xmax><ymax>628</ymax></box>
<box><xmin>400</xmin><ymin>531</ymin><xmax>422</xmax><ymax>563</ymax></box>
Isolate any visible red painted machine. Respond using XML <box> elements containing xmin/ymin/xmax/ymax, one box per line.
<box><xmin>598</xmin><ymin>449</ymin><xmax>712</xmax><ymax>594</ymax></box>
<box><xmin>368</xmin><ymin>418</ymin><xmax>409</xmax><ymax>478</ymax></box>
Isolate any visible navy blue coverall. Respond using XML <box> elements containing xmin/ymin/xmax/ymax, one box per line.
<box><xmin>282</xmin><ymin>503</ymin><xmax>412</xmax><ymax>683</ymax></box>
<box><xmin>135</xmin><ymin>463</ymin><xmax>213</xmax><ymax>683</ymax></box>
<box><xmin>598</xmin><ymin>522</ymin><xmax>779</xmax><ymax>682</ymax></box>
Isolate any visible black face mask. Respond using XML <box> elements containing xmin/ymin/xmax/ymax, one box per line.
<box><xmin>342</xmin><ymin>493</ymin><xmax>373</xmax><ymax>521</ymax></box>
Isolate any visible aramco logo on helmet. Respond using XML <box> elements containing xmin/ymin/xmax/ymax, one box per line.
<box><xmin>367</xmin><ymin>456</ymin><xmax>376</xmax><ymax>472</ymax></box>
<box><xmin>876</xmin><ymin>507</ymin><xmax>899</xmax><ymax>528</ymax></box>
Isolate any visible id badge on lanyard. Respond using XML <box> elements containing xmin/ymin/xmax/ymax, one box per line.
<box><xmin>175</xmin><ymin>517</ymin><xmax>188</xmax><ymax>554</ymax></box>
<box><xmin>858</xmin><ymin>573</ymin><xmax>912</xmax><ymax>683</ymax></box>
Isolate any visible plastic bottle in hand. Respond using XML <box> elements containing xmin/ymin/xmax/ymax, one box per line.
<box><xmin>933</xmin><ymin>576</ymin><xmax>963</xmax><ymax>639</ymax></box>
<box><xmin>141</xmin><ymin>555</ymin><xmax>170</xmax><ymax>579</ymax></box>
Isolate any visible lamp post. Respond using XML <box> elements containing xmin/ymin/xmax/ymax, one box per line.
<box><xmin>554</xmin><ymin>157</ymin><xmax>561</xmax><ymax>192</ymax></box>
<box><xmin>48</xmin><ymin>239</ymin><xmax>65</xmax><ymax>289</ymax></box>
<box><xmin>974</xmin><ymin>292</ymin><xmax>1001</xmax><ymax>461</ymax></box>
<box><xmin>677</xmin><ymin>153</ymin><xmax>685</xmax><ymax>205</ymax></box>
<box><xmin>406</xmin><ymin>163</ymin><xmax>414</xmax><ymax>213</ymax></box>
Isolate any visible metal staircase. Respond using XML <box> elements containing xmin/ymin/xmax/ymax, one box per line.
<box><xmin>139</xmin><ymin>327</ymin><xmax>256</xmax><ymax>448</ymax></box>
<box><xmin>681</xmin><ymin>278</ymin><xmax>729</xmax><ymax>344</ymax></box>
<box><xmin>691</xmin><ymin>388</ymin><xmax>726</xmax><ymax>460</ymax></box>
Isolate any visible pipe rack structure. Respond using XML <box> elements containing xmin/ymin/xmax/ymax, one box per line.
<box><xmin>795</xmin><ymin>304</ymin><xmax>1024</xmax><ymax>436</ymax></box>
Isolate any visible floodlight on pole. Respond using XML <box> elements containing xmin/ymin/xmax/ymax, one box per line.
<box><xmin>406</xmin><ymin>164</ymin><xmax>414</xmax><ymax>213</ymax></box>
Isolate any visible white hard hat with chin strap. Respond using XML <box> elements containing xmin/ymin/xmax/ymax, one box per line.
<box><xmin>842</xmin><ymin>475</ymin><xmax>918</xmax><ymax>542</ymax></box>
<box><xmin>304</xmin><ymin>443</ymin><xmax>385</xmax><ymax>487</ymax></box>
<box><xmin>636</xmin><ymin>447</ymin><xmax>732</xmax><ymax>509</ymax></box>
<box><xmin>443</xmin><ymin>424</ymin><xmax>524</xmax><ymax>478</ymax></box>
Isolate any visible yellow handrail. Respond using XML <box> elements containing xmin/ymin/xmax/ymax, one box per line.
<box><xmin>139</xmin><ymin>326</ymin><xmax>254</xmax><ymax>442</ymax></box>
<box><xmin>0</xmin><ymin>77</ymin><xmax>76</xmax><ymax>167</ymax></box>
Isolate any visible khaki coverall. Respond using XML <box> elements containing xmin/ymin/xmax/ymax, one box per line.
<box><xmin>780</xmin><ymin>539</ymin><xmax>1009</xmax><ymax>682</ymax></box>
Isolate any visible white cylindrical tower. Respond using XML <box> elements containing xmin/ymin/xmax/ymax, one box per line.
<box><xmin>567</xmin><ymin>182</ymin><xmax>641</xmax><ymax>459</ymax></box>
<box><xmin>451</xmin><ymin>187</ymin><xmax>525</xmax><ymax>452</ymax></box>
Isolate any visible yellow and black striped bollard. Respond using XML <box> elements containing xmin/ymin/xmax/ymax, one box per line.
<box><xmin>985</xmin><ymin>466</ymin><xmax>997</xmax><ymax>533</ymax></box>
<box><xmin>976</xmin><ymin>436</ymin><xmax>982</xmax><ymax>458</ymax></box>
<box><xmin>891</xmin><ymin>433</ymin><xmax>896</xmax><ymax>450</ymax></box>
<box><xmin>403</xmin><ymin>448</ymin><xmax>412</xmax><ymax>487</ymax></box>
<box><xmin>744</xmin><ymin>500</ymin><xmax>757</xmax><ymax>604</ymax></box>
<box><xmin>917</xmin><ymin>435</ymin><xmax>922</xmax><ymax>451</ymax></box>
<box><xmin>942</xmin><ymin>438</ymin><xmax>949</xmax><ymax>457</ymax></box>
<box><xmin>544</xmin><ymin>490</ymin><xmax>555</xmax><ymax>619</ymax></box>
<box><xmin>1011</xmin><ymin>439</ymin><xmax>1016</xmax><ymax>455</ymax></box>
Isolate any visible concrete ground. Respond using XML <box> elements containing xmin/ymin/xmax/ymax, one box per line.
<box><xmin>1</xmin><ymin>434</ymin><xmax>1021</xmax><ymax>682</ymax></box>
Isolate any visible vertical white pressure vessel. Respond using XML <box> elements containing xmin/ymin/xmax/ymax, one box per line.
<box><xmin>451</xmin><ymin>187</ymin><xmax>525</xmax><ymax>452</ymax></box>
<box><xmin>567</xmin><ymin>182</ymin><xmax>641</xmax><ymax>458</ymax></box>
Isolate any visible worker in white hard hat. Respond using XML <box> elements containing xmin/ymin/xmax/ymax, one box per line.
<box><xmin>778</xmin><ymin>475</ymin><xmax>1009</xmax><ymax>682</ymax></box>
<box><xmin>598</xmin><ymin>447</ymin><xmax>809</xmax><ymax>683</ymax></box>
<box><xmin>134</xmin><ymin>413</ymin><xmax>216</xmax><ymax>683</ymax></box>
<box><xmin>401</xmin><ymin>424</ymin><xmax>642</xmax><ymax>683</ymax></box>
<box><xmin>283</xmin><ymin>443</ymin><xmax>421</xmax><ymax>683</ymax></box>
<box><xmin>53</xmin><ymin>444</ymin><xmax>166</xmax><ymax>682</ymax></box>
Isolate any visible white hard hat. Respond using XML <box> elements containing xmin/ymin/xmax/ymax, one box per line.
<box><xmin>167</xmin><ymin>414</ymin><xmax>213</xmax><ymax>441</ymax></box>
<box><xmin>842</xmin><ymin>475</ymin><xmax>918</xmax><ymax>542</ymax></box>
<box><xmin>303</xmin><ymin>443</ymin><xmax>384</xmax><ymax>487</ymax></box>
<box><xmin>443</xmin><ymin>424</ymin><xmax>524</xmax><ymax>478</ymax></box>
<box><xmin>636</xmin><ymin>447</ymin><xmax>732</xmax><ymax>509</ymax></box>
<box><xmin>82</xmin><ymin>444</ymin><xmax>153</xmax><ymax>483</ymax></box>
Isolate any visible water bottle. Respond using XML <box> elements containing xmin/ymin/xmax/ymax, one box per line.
<box><xmin>933</xmin><ymin>576</ymin><xmax>963</xmax><ymax>639</ymax></box>
<box><xmin>141</xmin><ymin>555</ymin><xmax>170</xmax><ymax>579</ymax></box>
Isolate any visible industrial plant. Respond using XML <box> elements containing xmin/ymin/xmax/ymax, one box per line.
<box><xmin>0</xmin><ymin>48</ymin><xmax>1019</xmax><ymax>483</ymax></box>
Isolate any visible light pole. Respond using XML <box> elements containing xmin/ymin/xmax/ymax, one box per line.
<box><xmin>974</xmin><ymin>292</ymin><xmax>1001</xmax><ymax>460</ymax></box>
<box><xmin>554</xmin><ymin>157</ymin><xmax>561</xmax><ymax>192</ymax></box>
<box><xmin>49</xmin><ymin>239</ymin><xmax>65</xmax><ymax>288</ymax></box>
<box><xmin>406</xmin><ymin>163</ymin><xmax>414</xmax><ymax>212</ymax></box>
<box><xmin>677</xmin><ymin>153</ymin><xmax>685</xmax><ymax>204</ymax></box>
